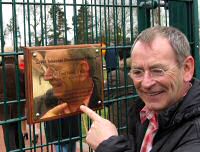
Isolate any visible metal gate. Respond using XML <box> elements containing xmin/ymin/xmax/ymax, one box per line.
<box><xmin>0</xmin><ymin>0</ymin><xmax>199</xmax><ymax>151</ymax></box>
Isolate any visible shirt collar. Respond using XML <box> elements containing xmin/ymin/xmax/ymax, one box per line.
<box><xmin>140</xmin><ymin>106</ymin><xmax>158</xmax><ymax>124</ymax></box>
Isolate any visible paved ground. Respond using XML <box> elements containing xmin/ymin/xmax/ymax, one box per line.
<box><xmin>0</xmin><ymin>126</ymin><xmax>89</xmax><ymax>152</ymax></box>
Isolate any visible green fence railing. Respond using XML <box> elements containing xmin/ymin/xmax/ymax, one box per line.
<box><xmin>0</xmin><ymin>0</ymin><xmax>199</xmax><ymax>151</ymax></box>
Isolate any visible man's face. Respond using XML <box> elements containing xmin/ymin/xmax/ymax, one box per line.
<box><xmin>44</xmin><ymin>50</ymin><xmax>79</xmax><ymax>98</ymax></box>
<box><xmin>130</xmin><ymin>36</ymin><xmax>189</xmax><ymax>112</ymax></box>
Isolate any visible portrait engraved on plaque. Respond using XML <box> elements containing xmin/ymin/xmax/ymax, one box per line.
<box><xmin>23</xmin><ymin>44</ymin><xmax>103</xmax><ymax>123</ymax></box>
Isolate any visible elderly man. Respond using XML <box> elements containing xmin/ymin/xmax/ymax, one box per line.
<box><xmin>34</xmin><ymin>47</ymin><xmax>102</xmax><ymax>120</ymax></box>
<box><xmin>80</xmin><ymin>26</ymin><xmax>200</xmax><ymax>152</ymax></box>
<box><xmin>33</xmin><ymin>46</ymin><xmax>103</xmax><ymax>152</ymax></box>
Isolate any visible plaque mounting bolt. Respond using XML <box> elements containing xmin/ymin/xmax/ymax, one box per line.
<box><xmin>33</xmin><ymin>52</ymin><xmax>37</xmax><ymax>57</ymax></box>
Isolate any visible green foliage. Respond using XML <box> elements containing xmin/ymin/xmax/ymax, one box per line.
<box><xmin>48</xmin><ymin>4</ymin><xmax>71</xmax><ymax>44</ymax></box>
<box><xmin>72</xmin><ymin>2</ymin><xmax>94</xmax><ymax>44</ymax></box>
<box><xmin>4</xmin><ymin>17</ymin><xmax>20</xmax><ymax>47</ymax></box>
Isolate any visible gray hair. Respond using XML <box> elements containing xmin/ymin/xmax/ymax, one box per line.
<box><xmin>131</xmin><ymin>26</ymin><xmax>191</xmax><ymax>66</ymax></box>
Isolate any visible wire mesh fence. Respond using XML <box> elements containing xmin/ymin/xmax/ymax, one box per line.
<box><xmin>0</xmin><ymin>0</ymin><xmax>199</xmax><ymax>151</ymax></box>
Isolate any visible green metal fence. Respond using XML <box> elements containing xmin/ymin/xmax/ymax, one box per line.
<box><xmin>0</xmin><ymin>0</ymin><xmax>199</xmax><ymax>151</ymax></box>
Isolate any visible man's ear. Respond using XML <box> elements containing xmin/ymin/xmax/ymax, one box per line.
<box><xmin>78</xmin><ymin>60</ymin><xmax>90</xmax><ymax>81</ymax></box>
<box><xmin>183</xmin><ymin>56</ymin><xmax>194</xmax><ymax>82</ymax></box>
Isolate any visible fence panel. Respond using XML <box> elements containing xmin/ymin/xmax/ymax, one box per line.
<box><xmin>0</xmin><ymin>0</ymin><xmax>199</xmax><ymax>151</ymax></box>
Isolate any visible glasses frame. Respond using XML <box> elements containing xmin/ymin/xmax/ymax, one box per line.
<box><xmin>128</xmin><ymin>64</ymin><xmax>181</xmax><ymax>81</ymax></box>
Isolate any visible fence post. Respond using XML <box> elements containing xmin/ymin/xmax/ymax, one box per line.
<box><xmin>168</xmin><ymin>0</ymin><xmax>200</xmax><ymax>78</ymax></box>
<box><xmin>137</xmin><ymin>0</ymin><xmax>151</xmax><ymax>33</ymax></box>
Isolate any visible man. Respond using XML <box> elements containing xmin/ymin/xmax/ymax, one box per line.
<box><xmin>34</xmin><ymin>47</ymin><xmax>102</xmax><ymax>152</ymax></box>
<box><xmin>0</xmin><ymin>56</ymin><xmax>26</xmax><ymax>151</ymax></box>
<box><xmin>80</xmin><ymin>26</ymin><xmax>200</xmax><ymax>152</ymax></box>
<box><xmin>34</xmin><ymin>47</ymin><xmax>102</xmax><ymax>119</ymax></box>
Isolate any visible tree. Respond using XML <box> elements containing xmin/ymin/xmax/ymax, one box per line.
<box><xmin>48</xmin><ymin>4</ymin><xmax>71</xmax><ymax>44</ymax></box>
<box><xmin>72</xmin><ymin>2</ymin><xmax>94</xmax><ymax>44</ymax></box>
<box><xmin>0</xmin><ymin>30</ymin><xmax>6</xmax><ymax>49</ymax></box>
<box><xmin>4</xmin><ymin>17</ymin><xmax>20</xmax><ymax>47</ymax></box>
<box><xmin>25</xmin><ymin>5</ymin><xmax>50</xmax><ymax>46</ymax></box>
<box><xmin>24</xmin><ymin>4</ymin><xmax>71</xmax><ymax>46</ymax></box>
<box><xmin>95</xmin><ymin>0</ymin><xmax>140</xmax><ymax>46</ymax></box>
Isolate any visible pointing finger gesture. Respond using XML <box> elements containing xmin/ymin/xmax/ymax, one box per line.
<box><xmin>80</xmin><ymin>105</ymin><xmax>118</xmax><ymax>150</ymax></box>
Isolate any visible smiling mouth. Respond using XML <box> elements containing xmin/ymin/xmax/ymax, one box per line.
<box><xmin>49</xmin><ymin>80</ymin><xmax>62</xmax><ymax>87</ymax></box>
<box><xmin>146</xmin><ymin>91</ymin><xmax>164</xmax><ymax>96</ymax></box>
<box><xmin>52</xmin><ymin>83</ymin><xmax>61</xmax><ymax>87</ymax></box>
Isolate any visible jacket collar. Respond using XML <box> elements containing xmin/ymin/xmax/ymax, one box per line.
<box><xmin>158</xmin><ymin>78</ymin><xmax>200</xmax><ymax>130</ymax></box>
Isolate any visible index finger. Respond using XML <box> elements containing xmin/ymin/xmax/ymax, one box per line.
<box><xmin>80</xmin><ymin>105</ymin><xmax>102</xmax><ymax>121</ymax></box>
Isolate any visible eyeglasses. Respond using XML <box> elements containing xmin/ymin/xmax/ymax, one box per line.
<box><xmin>44</xmin><ymin>66</ymin><xmax>67</xmax><ymax>78</ymax></box>
<box><xmin>128</xmin><ymin>65</ymin><xmax>179</xmax><ymax>81</ymax></box>
<box><xmin>32</xmin><ymin>54</ymin><xmax>77</xmax><ymax>78</ymax></box>
<box><xmin>33</xmin><ymin>58</ymin><xmax>71</xmax><ymax>79</ymax></box>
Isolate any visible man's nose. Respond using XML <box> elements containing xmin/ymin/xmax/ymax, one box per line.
<box><xmin>141</xmin><ymin>72</ymin><xmax>155</xmax><ymax>89</ymax></box>
<box><xmin>43</xmin><ymin>68</ymin><xmax>53</xmax><ymax>80</ymax></box>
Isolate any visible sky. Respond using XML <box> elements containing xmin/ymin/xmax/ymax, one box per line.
<box><xmin>2</xmin><ymin>0</ymin><xmax>81</xmax><ymax>48</ymax></box>
<box><xmin>1</xmin><ymin>0</ymin><xmax>200</xmax><ymax>49</ymax></box>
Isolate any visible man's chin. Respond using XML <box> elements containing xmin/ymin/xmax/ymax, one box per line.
<box><xmin>53</xmin><ymin>91</ymin><xmax>65</xmax><ymax>98</ymax></box>
<box><xmin>145</xmin><ymin>103</ymin><xmax>166</xmax><ymax>112</ymax></box>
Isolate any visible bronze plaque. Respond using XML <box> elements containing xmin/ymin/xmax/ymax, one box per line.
<box><xmin>23</xmin><ymin>44</ymin><xmax>104</xmax><ymax>124</ymax></box>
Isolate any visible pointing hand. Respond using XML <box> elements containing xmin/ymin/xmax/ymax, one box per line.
<box><xmin>80</xmin><ymin>105</ymin><xmax>118</xmax><ymax>150</ymax></box>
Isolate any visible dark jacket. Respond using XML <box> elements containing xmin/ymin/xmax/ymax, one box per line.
<box><xmin>96</xmin><ymin>78</ymin><xmax>200</xmax><ymax>152</ymax></box>
<box><xmin>44</xmin><ymin>116</ymin><xmax>80</xmax><ymax>144</ymax></box>
<box><xmin>34</xmin><ymin>89</ymin><xmax>80</xmax><ymax>144</ymax></box>
<box><xmin>0</xmin><ymin>58</ymin><xmax>25</xmax><ymax>120</ymax></box>
<box><xmin>34</xmin><ymin>81</ymin><xmax>101</xmax><ymax>144</ymax></box>
<box><xmin>0</xmin><ymin>57</ymin><xmax>25</xmax><ymax>150</ymax></box>
<box><xmin>34</xmin><ymin>80</ymin><xmax>102</xmax><ymax>119</ymax></box>
<box><xmin>105</xmin><ymin>69</ymin><xmax>134</xmax><ymax>132</ymax></box>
